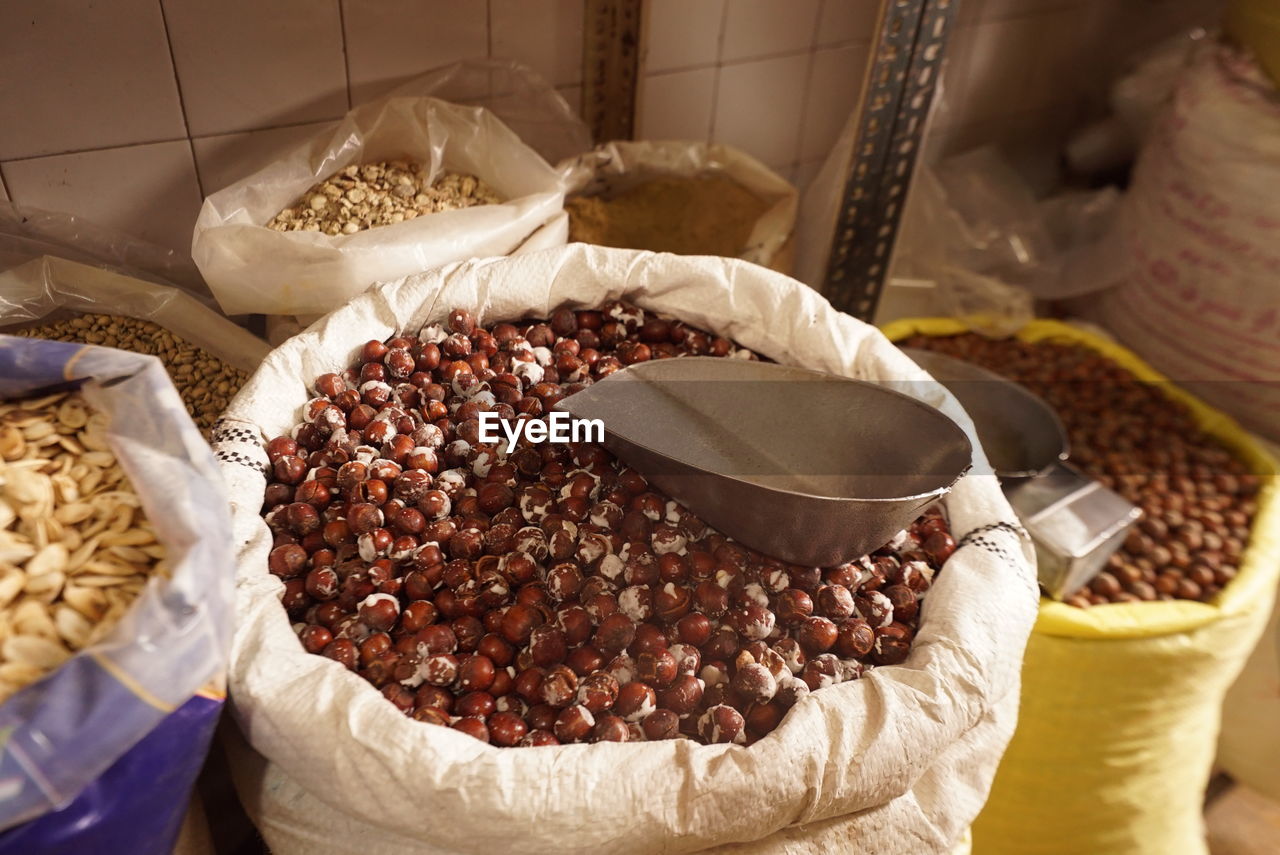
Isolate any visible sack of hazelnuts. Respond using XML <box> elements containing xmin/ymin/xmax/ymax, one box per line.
<box><xmin>885</xmin><ymin>317</ymin><xmax>1280</xmax><ymax>855</ymax></box>
<box><xmin>212</xmin><ymin>245</ymin><xmax>1038</xmax><ymax>855</ymax></box>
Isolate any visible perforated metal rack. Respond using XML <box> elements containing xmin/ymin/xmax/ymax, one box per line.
<box><xmin>822</xmin><ymin>0</ymin><xmax>956</xmax><ymax>321</ymax></box>
<box><xmin>581</xmin><ymin>0</ymin><xmax>956</xmax><ymax>322</ymax></box>
<box><xmin>582</xmin><ymin>0</ymin><xmax>643</xmax><ymax>144</ymax></box>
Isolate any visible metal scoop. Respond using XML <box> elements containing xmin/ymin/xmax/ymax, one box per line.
<box><xmin>556</xmin><ymin>357</ymin><xmax>973</xmax><ymax>567</ymax></box>
<box><xmin>901</xmin><ymin>348</ymin><xmax>1068</xmax><ymax>479</ymax></box>
<box><xmin>902</xmin><ymin>347</ymin><xmax>1142</xmax><ymax>599</ymax></box>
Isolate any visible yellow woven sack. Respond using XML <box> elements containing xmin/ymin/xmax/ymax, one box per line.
<box><xmin>882</xmin><ymin>318</ymin><xmax>1280</xmax><ymax>855</ymax></box>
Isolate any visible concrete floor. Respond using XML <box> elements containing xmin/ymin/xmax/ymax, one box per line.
<box><xmin>1207</xmin><ymin>784</ymin><xmax>1280</xmax><ymax>855</ymax></box>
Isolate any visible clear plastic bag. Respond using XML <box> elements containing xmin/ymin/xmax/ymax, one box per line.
<box><xmin>0</xmin><ymin>337</ymin><xmax>234</xmax><ymax>836</ymax></box>
<box><xmin>379</xmin><ymin>59</ymin><xmax>592</xmax><ymax>167</ymax></box>
<box><xmin>192</xmin><ymin>94</ymin><xmax>567</xmax><ymax>317</ymax></box>
<box><xmin>890</xmin><ymin>160</ymin><xmax>1035</xmax><ymax>337</ymax></box>
<box><xmin>0</xmin><ymin>254</ymin><xmax>268</xmax><ymax>374</ymax></box>
<box><xmin>0</xmin><ymin>204</ymin><xmax>269</xmax><ymax>374</ymax></box>
<box><xmin>0</xmin><ymin>202</ymin><xmax>210</xmax><ymax>305</ymax></box>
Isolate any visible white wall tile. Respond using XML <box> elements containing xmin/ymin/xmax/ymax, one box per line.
<box><xmin>817</xmin><ymin>0</ymin><xmax>880</xmax><ymax>46</ymax></box>
<box><xmin>637</xmin><ymin>68</ymin><xmax>716</xmax><ymax>141</ymax></box>
<box><xmin>1</xmin><ymin>141</ymin><xmax>204</xmax><ymax>252</ymax></box>
<box><xmin>800</xmin><ymin>44</ymin><xmax>870</xmax><ymax>161</ymax></box>
<box><xmin>491</xmin><ymin>0</ymin><xmax>584</xmax><ymax>86</ymax></box>
<box><xmin>643</xmin><ymin>0</ymin><xmax>725</xmax><ymax>72</ymax></box>
<box><xmin>192</xmin><ymin>121</ymin><xmax>338</xmax><ymax>195</ymax></box>
<box><xmin>0</xmin><ymin>0</ymin><xmax>185</xmax><ymax>160</ymax></box>
<box><xmin>721</xmin><ymin>0</ymin><xmax>822</xmax><ymax>62</ymax></box>
<box><xmin>342</xmin><ymin>0</ymin><xmax>489</xmax><ymax>104</ymax></box>
<box><xmin>713</xmin><ymin>54</ymin><xmax>809</xmax><ymax>168</ymax></box>
<box><xmin>162</xmin><ymin>0</ymin><xmax>348</xmax><ymax>137</ymax></box>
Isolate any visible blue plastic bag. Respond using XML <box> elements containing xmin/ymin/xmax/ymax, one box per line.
<box><xmin>0</xmin><ymin>335</ymin><xmax>233</xmax><ymax>852</ymax></box>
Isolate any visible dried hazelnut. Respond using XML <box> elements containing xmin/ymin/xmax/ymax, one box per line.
<box><xmin>540</xmin><ymin>664</ymin><xmax>579</xmax><ymax>708</ymax></box>
<box><xmin>815</xmin><ymin>584</ymin><xmax>855</xmax><ymax>620</ymax></box>
<box><xmin>731</xmin><ymin>663</ymin><xmax>777</xmax><ymax>705</ymax></box>
<box><xmin>488</xmin><ymin>711</ymin><xmax>529</xmax><ymax>747</ymax></box>
<box><xmin>594</xmin><ymin>613</ymin><xmax>637</xmax><ymax>653</ymax></box>
<box><xmin>833</xmin><ymin>618</ymin><xmax>874</xmax><ymax>658</ymax></box>
<box><xmin>658</xmin><ymin>674</ymin><xmax>704</xmax><ymax>715</ymax></box>
<box><xmin>642</xmin><ymin>709</ymin><xmax>681</xmax><ymax>740</ymax></box>
<box><xmin>519</xmin><ymin>730</ymin><xmax>559</xmax><ymax>747</ymax></box>
<box><xmin>528</xmin><ymin>624</ymin><xmax>568</xmax><ymax>667</ymax></box>
<box><xmin>697</xmin><ymin>704</ymin><xmax>745</xmax><ymax>745</ymax></box>
<box><xmin>554</xmin><ymin>704</ymin><xmax>596</xmax><ymax>742</ymax></box>
<box><xmin>451</xmin><ymin>717</ymin><xmax>489</xmax><ymax>742</ymax></box>
<box><xmin>796</xmin><ymin>616</ymin><xmax>838</xmax><ymax>653</ymax></box>
<box><xmin>592</xmin><ymin>714</ymin><xmax>630</xmax><ymax>742</ymax></box>
<box><xmin>635</xmin><ymin>649</ymin><xmax>678</xmax><ymax>688</ymax></box>
<box><xmin>614</xmin><ymin>681</ymin><xmax>657</xmax><ymax>722</ymax></box>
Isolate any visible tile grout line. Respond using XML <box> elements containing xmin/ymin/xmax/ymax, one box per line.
<box><xmin>793</xmin><ymin>0</ymin><xmax>827</xmax><ymax>177</ymax></box>
<box><xmin>486</xmin><ymin>0</ymin><xmax>493</xmax><ymax>58</ymax></box>
<box><xmin>644</xmin><ymin>36</ymin><xmax>872</xmax><ymax>80</ymax></box>
<box><xmin>336</xmin><ymin>0</ymin><xmax>354</xmax><ymax>109</ymax></box>
<box><xmin>3</xmin><ymin>113</ymin><xmax>353</xmax><ymax>167</ymax></box>
<box><xmin>4</xmin><ymin>137</ymin><xmax>190</xmax><ymax>165</ymax></box>
<box><xmin>154</xmin><ymin>0</ymin><xmax>204</xmax><ymax>198</ymax></box>
<box><xmin>705</xmin><ymin>0</ymin><xmax>732</xmax><ymax>144</ymax></box>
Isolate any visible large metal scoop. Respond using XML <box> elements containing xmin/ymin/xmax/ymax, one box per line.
<box><xmin>902</xmin><ymin>347</ymin><xmax>1142</xmax><ymax>599</ymax></box>
<box><xmin>556</xmin><ymin>357</ymin><xmax>972</xmax><ymax>567</ymax></box>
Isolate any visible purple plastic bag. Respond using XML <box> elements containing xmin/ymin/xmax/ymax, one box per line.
<box><xmin>0</xmin><ymin>336</ymin><xmax>232</xmax><ymax>847</ymax></box>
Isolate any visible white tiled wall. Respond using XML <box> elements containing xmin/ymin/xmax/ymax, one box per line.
<box><xmin>637</xmin><ymin>0</ymin><xmax>879</xmax><ymax>186</ymax></box>
<box><xmin>0</xmin><ymin>0</ymin><xmax>584</xmax><ymax>254</ymax></box>
<box><xmin>0</xmin><ymin>0</ymin><xmax>1225</xmax><ymax>256</ymax></box>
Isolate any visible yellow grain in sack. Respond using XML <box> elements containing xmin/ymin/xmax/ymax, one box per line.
<box><xmin>882</xmin><ymin>318</ymin><xmax>1280</xmax><ymax>855</ymax></box>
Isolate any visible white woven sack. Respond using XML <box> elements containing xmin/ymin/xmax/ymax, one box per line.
<box><xmin>213</xmin><ymin>245</ymin><xmax>1037</xmax><ymax>855</ymax></box>
<box><xmin>1097</xmin><ymin>47</ymin><xmax>1280</xmax><ymax>442</ymax></box>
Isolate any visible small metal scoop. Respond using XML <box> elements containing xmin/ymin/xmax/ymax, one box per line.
<box><xmin>902</xmin><ymin>348</ymin><xmax>1068</xmax><ymax>479</ymax></box>
<box><xmin>902</xmin><ymin>347</ymin><xmax>1142</xmax><ymax>599</ymax></box>
<box><xmin>556</xmin><ymin>357</ymin><xmax>973</xmax><ymax>567</ymax></box>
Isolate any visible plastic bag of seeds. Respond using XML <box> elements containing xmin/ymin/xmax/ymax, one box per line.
<box><xmin>0</xmin><ymin>252</ymin><xmax>269</xmax><ymax>435</ymax></box>
<box><xmin>192</xmin><ymin>95</ymin><xmax>566</xmax><ymax>318</ymax></box>
<box><xmin>559</xmin><ymin>141</ymin><xmax>798</xmax><ymax>273</ymax></box>
<box><xmin>882</xmin><ymin>317</ymin><xmax>1280</xmax><ymax>855</ymax></box>
<box><xmin>0</xmin><ymin>336</ymin><xmax>234</xmax><ymax>852</ymax></box>
<box><xmin>212</xmin><ymin>244</ymin><xmax>1038</xmax><ymax>855</ymax></box>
